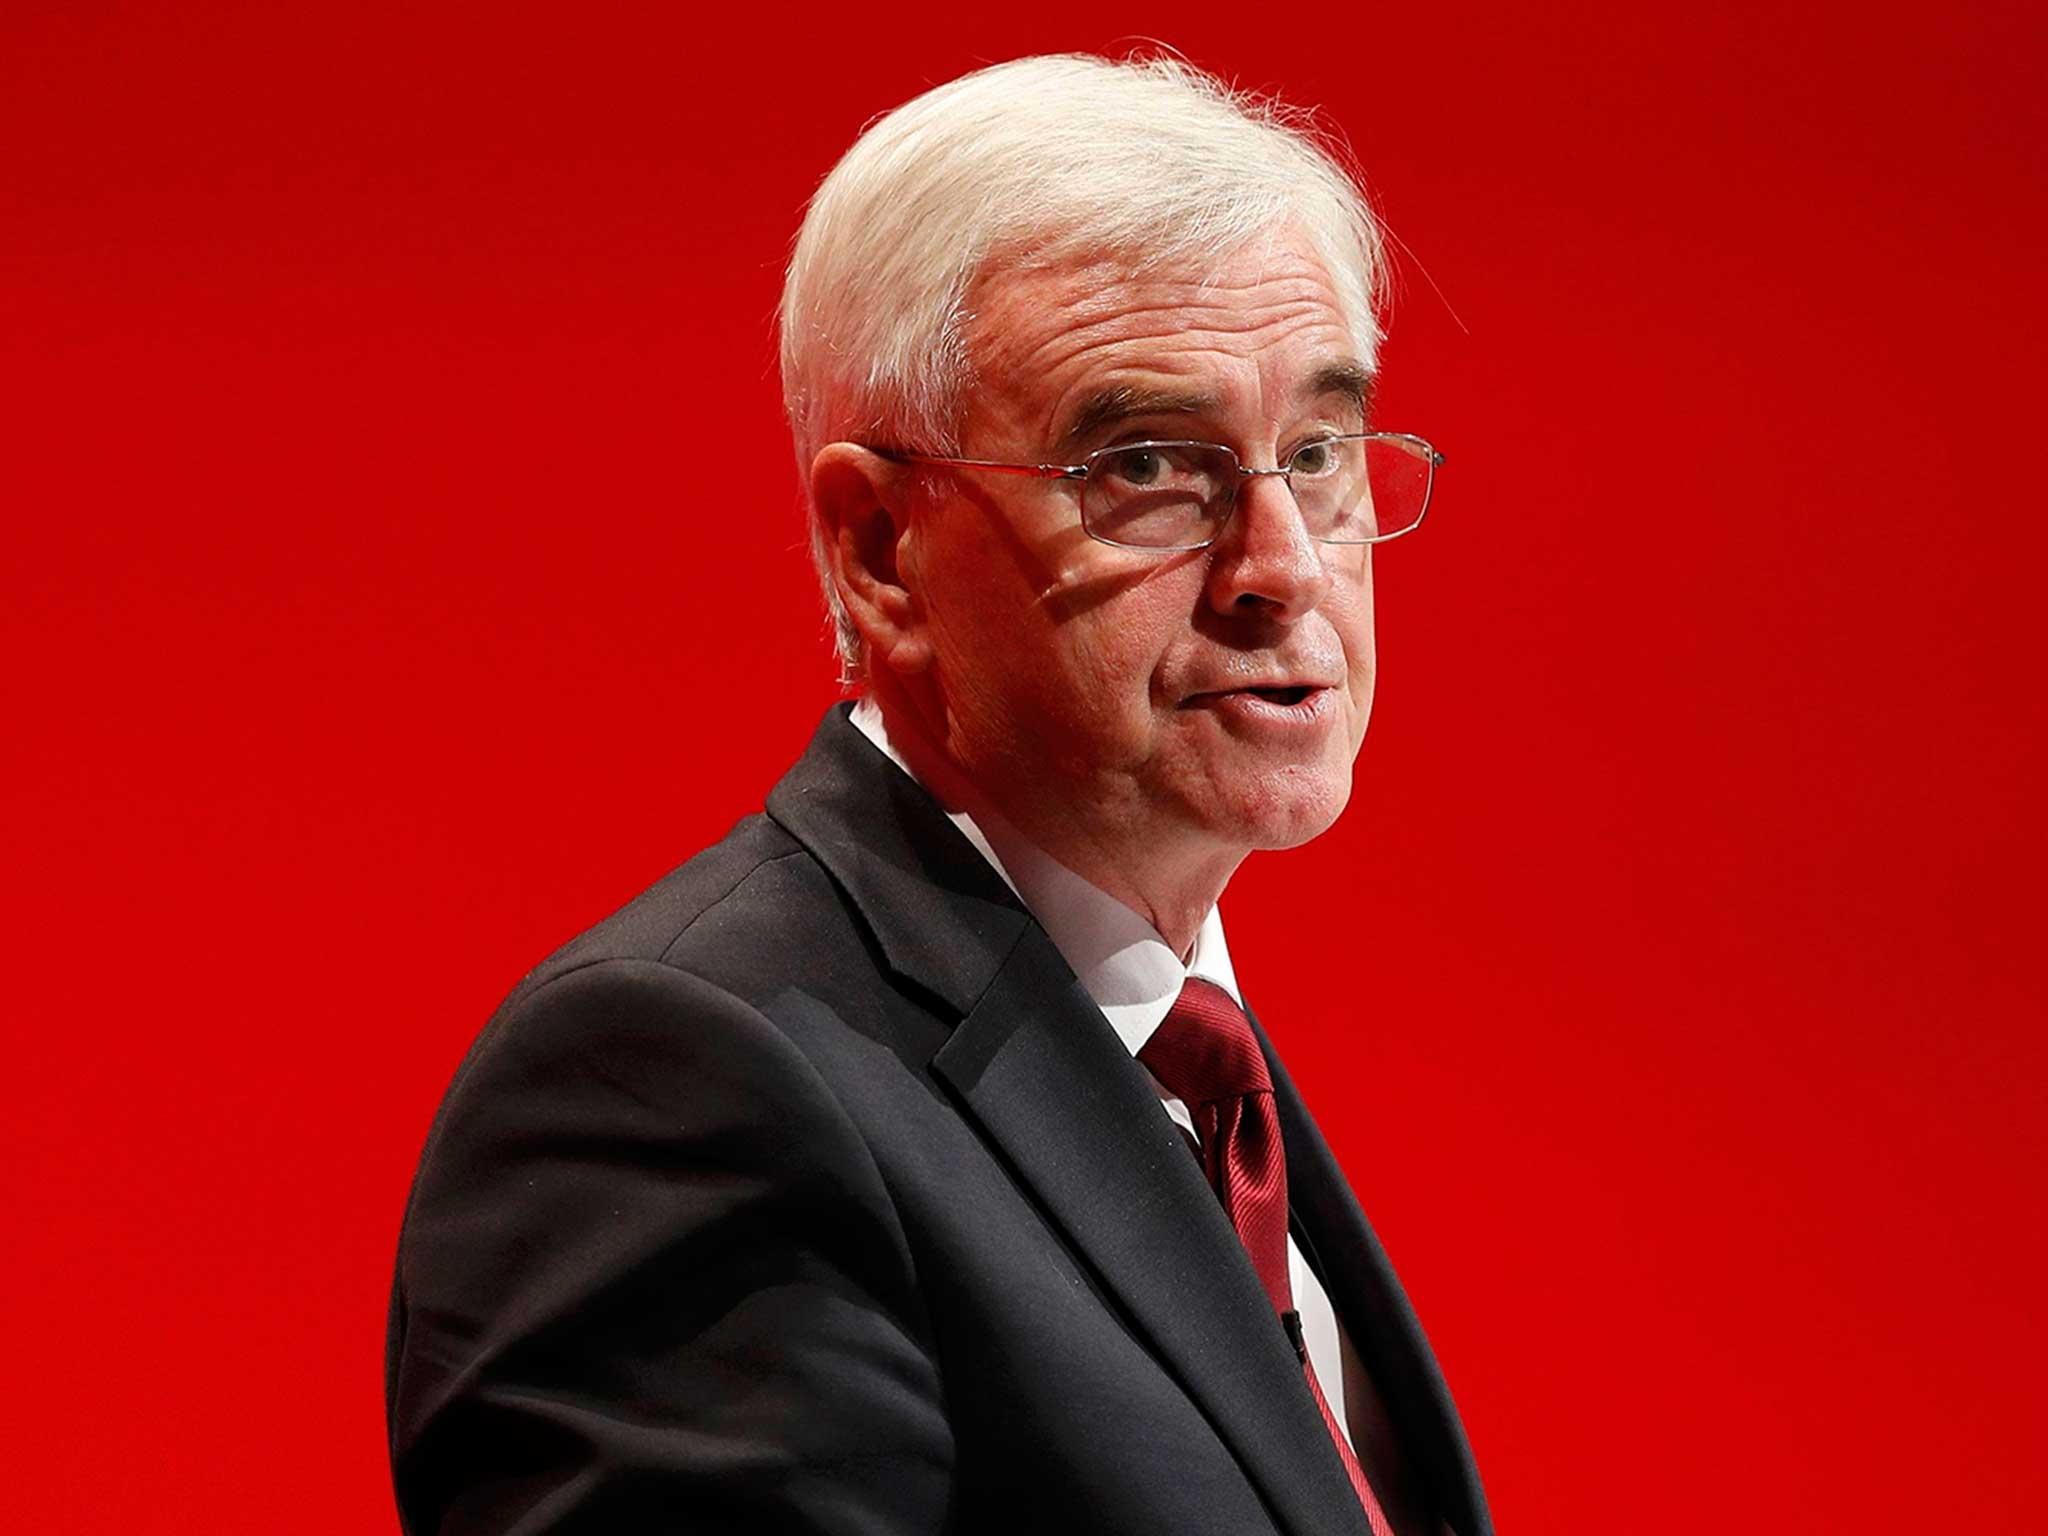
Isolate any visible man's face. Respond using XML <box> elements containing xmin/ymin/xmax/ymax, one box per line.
<box><xmin>900</xmin><ymin>224</ymin><xmax>1377</xmax><ymax>869</ymax></box>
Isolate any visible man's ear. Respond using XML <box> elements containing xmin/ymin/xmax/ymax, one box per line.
<box><xmin>810</xmin><ymin>443</ymin><xmax>934</xmax><ymax>675</ymax></box>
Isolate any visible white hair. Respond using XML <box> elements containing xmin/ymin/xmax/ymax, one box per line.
<box><xmin>778</xmin><ymin>52</ymin><xmax>1391</xmax><ymax>676</ymax></box>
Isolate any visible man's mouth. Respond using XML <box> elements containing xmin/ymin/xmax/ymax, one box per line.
<box><xmin>1180</xmin><ymin>682</ymin><xmax>1331</xmax><ymax>713</ymax></box>
<box><xmin>1241</xmin><ymin>685</ymin><xmax>1315</xmax><ymax>707</ymax></box>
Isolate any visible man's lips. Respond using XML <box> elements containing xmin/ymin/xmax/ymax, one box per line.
<box><xmin>1176</xmin><ymin>683</ymin><xmax>1341</xmax><ymax>736</ymax></box>
<box><xmin>1179</xmin><ymin>681</ymin><xmax>1336</xmax><ymax>708</ymax></box>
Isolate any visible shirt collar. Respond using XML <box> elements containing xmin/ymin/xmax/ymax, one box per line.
<box><xmin>848</xmin><ymin>697</ymin><xmax>1241</xmax><ymax>1057</ymax></box>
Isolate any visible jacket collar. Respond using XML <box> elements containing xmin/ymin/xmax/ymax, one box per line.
<box><xmin>764</xmin><ymin>702</ymin><xmax>1030</xmax><ymax>1017</ymax></box>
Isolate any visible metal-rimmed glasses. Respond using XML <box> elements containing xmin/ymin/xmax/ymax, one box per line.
<box><xmin>877</xmin><ymin>432</ymin><xmax>1443</xmax><ymax>551</ymax></box>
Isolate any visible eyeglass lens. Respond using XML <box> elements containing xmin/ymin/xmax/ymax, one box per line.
<box><xmin>1081</xmin><ymin>437</ymin><xmax>1434</xmax><ymax>549</ymax></box>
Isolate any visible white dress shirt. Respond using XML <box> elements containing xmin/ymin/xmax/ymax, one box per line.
<box><xmin>848</xmin><ymin>698</ymin><xmax>1354</xmax><ymax>1448</ymax></box>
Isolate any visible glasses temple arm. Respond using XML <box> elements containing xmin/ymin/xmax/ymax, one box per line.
<box><xmin>878</xmin><ymin>451</ymin><xmax>1086</xmax><ymax>481</ymax></box>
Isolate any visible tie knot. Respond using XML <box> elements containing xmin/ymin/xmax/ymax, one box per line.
<box><xmin>1138</xmin><ymin>977</ymin><xmax>1272</xmax><ymax>1106</ymax></box>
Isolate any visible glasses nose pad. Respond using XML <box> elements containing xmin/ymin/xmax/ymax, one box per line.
<box><xmin>1231</xmin><ymin>466</ymin><xmax>1315</xmax><ymax>537</ymax></box>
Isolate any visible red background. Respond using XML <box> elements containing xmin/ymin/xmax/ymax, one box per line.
<box><xmin>5</xmin><ymin>3</ymin><xmax>2043</xmax><ymax>1530</ymax></box>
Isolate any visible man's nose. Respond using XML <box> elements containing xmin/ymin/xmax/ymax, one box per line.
<box><xmin>1204</xmin><ymin>472</ymin><xmax>1333</xmax><ymax>622</ymax></box>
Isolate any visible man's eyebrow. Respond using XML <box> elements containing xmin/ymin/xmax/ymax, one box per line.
<box><xmin>1056</xmin><ymin>385</ymin><xmax>1219</xmax><ymax>455</ymax></box>
<box><xmin>1305</xmin><ymin>360</ymin><xmax>1376</xmax><ymax>419</ymax></box>
<box><xmin>1054</xmin><ymin>364</ymin><xmax>1375</xmax><ymax>456</ymax></box>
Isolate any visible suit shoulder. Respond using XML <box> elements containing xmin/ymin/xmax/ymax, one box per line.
<box><xmin>478</xmin><ymin>809</ymin><xmax>880</xmax><ymax>1061</ymax></box>
<box><xmin>409</xmin><ymin>796</ymin><xmax>926</xmax><ymax>1207</ymax></box>
<box><xmin>516</xmin><ymin>811</ymin><xmax>832</xmax><ymax>984</ymax></box>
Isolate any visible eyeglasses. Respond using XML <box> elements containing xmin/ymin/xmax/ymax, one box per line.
<box><xmin>878</xmin><ymin>432</ymin><xmax>1442</xmax><ymax>551</ymax></box>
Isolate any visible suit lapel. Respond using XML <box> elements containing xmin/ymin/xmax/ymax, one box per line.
<box><xmin>1253</xmin><ymin>1008</ymin><xmax>1494</xmax><ymax>1536</ymax></box>
<box><xmin>767</xmin><ymin>708</ymin><xmax>1373</xmax><ymax>1536</ymax></box>
<box><xmin>932</xmin><ymin>928</ymin><xmax>1374</xmax><ymax>1536</ymax></box>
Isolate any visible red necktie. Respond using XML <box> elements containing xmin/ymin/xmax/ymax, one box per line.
<box><xmin>1139</xmin><ymin>978</ymin><xmax>1396</xmax><ymax>1536</ymax></box>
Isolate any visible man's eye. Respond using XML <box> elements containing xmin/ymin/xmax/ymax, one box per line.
<box><xmin>1107</xmin><ymin>447</ymin><xmax>1165</xmax><ymax>486</ymax></box>
<box><xmin>1289</xmin><ymin>439</ymin><xmax>1338</xmax><ymax>476</ymax></box>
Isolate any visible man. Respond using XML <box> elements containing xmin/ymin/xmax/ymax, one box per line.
<box><xmin>387</xmin><ymin>53</ymin><xmax>1487</xmax><ymax>1536</ymax></box>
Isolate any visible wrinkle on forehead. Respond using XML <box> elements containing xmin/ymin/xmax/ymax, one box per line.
<box><xmin>974</xmin><ymin>244</ymin><xmax>1343</xmax><ymax>364</ymax></box>
<box><xmin>962</xmin><ymin>231</ymin><xmax>1361</xmax><ymax>449</ymax></box>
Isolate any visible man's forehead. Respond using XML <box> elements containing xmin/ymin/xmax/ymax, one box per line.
<box><xmin>964</xmin><ymin>233</ymin><xmax>1371</xmax><ymax>444</ymax></box>
<box><xmin>972</xmin><ymin>237</ymin><xmax>1346</xmax><ymax>343</ymax></box>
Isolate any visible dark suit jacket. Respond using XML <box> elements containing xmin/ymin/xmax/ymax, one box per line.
<box><xmin>387</xmin><ymin>704</ymin><xmax>1490</xmax><ymax>1536</ymax></box>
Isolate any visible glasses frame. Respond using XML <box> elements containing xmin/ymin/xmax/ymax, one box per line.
<box><xmin>877</xmin><ymin>431</ymin><xmax>1443</xmax><ymax>552</ymax></box>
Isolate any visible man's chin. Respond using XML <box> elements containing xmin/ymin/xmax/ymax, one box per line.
<box><xmin>1203</xmin><ymin>765</ymin><xmax>1355</xmax><ymax>853</ymax></box>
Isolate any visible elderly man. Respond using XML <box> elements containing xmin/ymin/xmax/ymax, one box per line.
<box><xmin>388</xmin><ymin>53</ymin><xmax>1487</xmax><ymax>1536</ymax></box>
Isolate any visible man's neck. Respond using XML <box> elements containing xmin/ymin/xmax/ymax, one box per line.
<box><xmin>859</xmin><ymin>678</ymin><xmax>1239</xmax><ymax>957</ymax></box>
